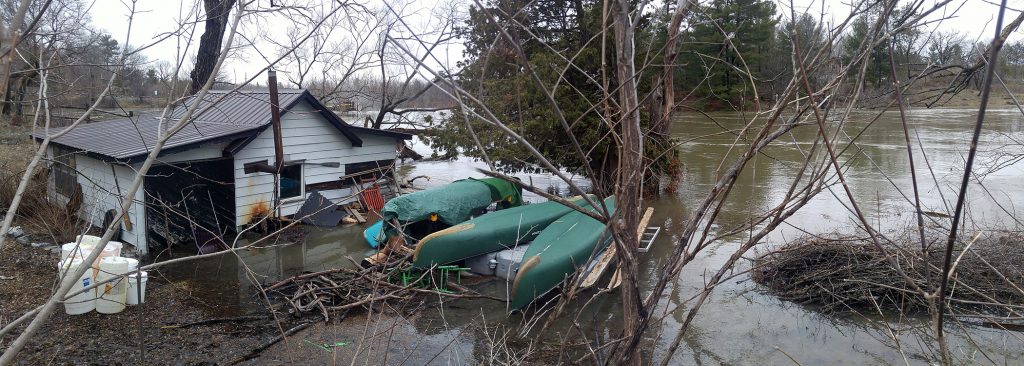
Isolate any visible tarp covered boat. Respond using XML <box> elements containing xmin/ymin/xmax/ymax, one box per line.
<box><xmin>510</xmin><ymin>196</ymin><xmax>616</xmax><ymax>310</ymax></box>
<box><xmin>363</xmin><ymin>177</ymin><xmax>522</xmax><ymax>248</ymax></box>
<box><xmin>411</xmin><ymin>195</ymin><xmax>595</xmax><ymax>269</ymax></box>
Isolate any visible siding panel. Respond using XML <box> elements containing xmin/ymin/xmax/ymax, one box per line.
<box><xmin>232</xmin><ymin>102</ymin><xmax>398</xmax><ymax>226</ymax></box>
<box><xmin>47</xmin><ymin>147</ymin><xmax>148</xmax><ymax>252</ymax></box>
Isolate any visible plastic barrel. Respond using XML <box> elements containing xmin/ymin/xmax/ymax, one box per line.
<box><xmin>126</xmin><ymin>271</ymin><xmax>148</xmax><ymax>305</ymax></box>
<box><xmin>58</xmin><ymin>258</ymin><xmax>96</xmax><ymax>315</ymax></box>
<box><xmin>96</xmin><ymin>257</ymin><xmax>130</xmax><ymax>314</ymax></box>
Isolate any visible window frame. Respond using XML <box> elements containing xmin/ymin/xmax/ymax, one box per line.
<box><xmin>278</xmin><ymin>163</ymin><xmax>304</xmax><ymax>202</ymax></box>
<box><xmin>343</xmin><ymin>159</ymin><xmax>394</xmax><ymax>187</ymax></box>
<box><xmin>51</xmin><ymin>145</ymin><xmax>78</xmax><ymax>198</ymax></box>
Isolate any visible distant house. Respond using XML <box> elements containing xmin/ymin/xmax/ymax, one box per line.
<box><xmin>39</xmin><ymin>89</ymin><xmax>411</xmax><ymax>256</ymax></box>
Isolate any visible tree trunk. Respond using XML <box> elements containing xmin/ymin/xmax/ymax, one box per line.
<box><xmin>609</xmin><ymin>0</ymin><xmax>644</xmax><ymax>364</ymax></box>
<box><xmin>657</xmin><ymin>0</ymin><xmax>694</xmax><ymax>136</ymax></box>
<box><xmin>189</xmin><ymin>0</ymin><xmax>237</xmax><ymax>94</ymax></box>
<box><xmin>0</xmin><ymin>0</ymin><xmax>31</xmax><ymax>118</ymax></box>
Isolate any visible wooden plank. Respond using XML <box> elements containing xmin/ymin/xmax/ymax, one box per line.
<box><xmin>579</xmin><ymin>207</ymin><xmax>654</xmax><ymax>290</ymax></box>
<box><xmin>363</xmin><ymin>241</ymin><xmax>413</xmax><ymax>266</ymax></box>
<box><xmin>580</xmin><ymin>243</ymin><xmax>617</xmax><ymax>289</ymax></box>
<box><xmin>344</xmin><ymin>205</ymin><xmax>366</xmax><ymax>224</ymax></box>
<box><xmin>606</xmin><ymin>207</ymin><xmax>654</xmax><ymax>290</ymax></box>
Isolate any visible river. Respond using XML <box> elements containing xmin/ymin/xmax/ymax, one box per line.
<box><xmin>164</xmin><ymin>108</ymin><xmax>1024</xmax><ymax>364</ymax></box>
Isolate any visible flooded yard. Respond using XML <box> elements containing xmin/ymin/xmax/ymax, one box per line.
<box><xmin>150</xmin><ymin>108</ymin><xmax>1024</xmax><ymax>364</ymax></box>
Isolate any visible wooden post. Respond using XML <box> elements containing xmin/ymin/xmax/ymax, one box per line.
<box><xmin>268</xmin><ymin>70</ymin><xmax>285</xmax><ymax>219</ymax></box>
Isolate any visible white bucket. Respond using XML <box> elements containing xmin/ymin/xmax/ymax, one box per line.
<box><xmin>107</xmin><ymin>241</ymin><xmax>123</xmax><ymax>257</ymax></box>
<box><xmin>91</xmin><ymin>242</ymin><xmax>123</xmax><ymax>273</ymax></box>
<box><xmin>126</xmin><ymin>271</ymin><xmax>148</xmax><ymax>305</ymax></box>
<box><xmin>75</xmin><ymin>235</ymin><xmax>102</xmax><ymax>247</ymax></box>
<box><xmin>61</xmin><ymin>242</ymin><xmax>97</xmax><ymax>261</ymax></box>
<box><xmin>57</xmin><ymin>258</ymin><xmax>95</xmax><ymax>315</ymax></box>
<box><xmin>124</xmin><ymin>258</ymin><xmax>139</xmax><ymax>272</ymax></box>
<box><xmin>95</xmin><ymin>256</ymin><xmax>130</xmax><ymax>314</ymax></box>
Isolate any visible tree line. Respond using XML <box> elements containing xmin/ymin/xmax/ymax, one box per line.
<box><xmin>425</xmin><ymin>0</ymin><xmax>1024</xmax><ymax>182</ymax></box>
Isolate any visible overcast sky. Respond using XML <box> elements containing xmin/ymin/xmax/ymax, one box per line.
<box><xmin>86</xmin><ymin>0</ymin><xmax>1024</xmax><ymax>85</ymax></box>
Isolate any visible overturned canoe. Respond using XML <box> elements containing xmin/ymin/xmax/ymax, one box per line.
<box><xmin>364</xmin><ymin>177</ymin><xmax>523</xmax><ymax>247</ymax></box>
<box><xmin>411</xmin><ymin>195</ymin><xmax>595</xmax><ymax>269</ymax></box>
<box><xmin>510</xmin><ymin>196</ymin><xmax>616</xmax><ymax>310</ymax></box>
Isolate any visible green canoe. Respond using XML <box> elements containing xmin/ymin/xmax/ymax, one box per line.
<box><xmin>365</xmin><ymin>177</ymin><xmax>523</xmax><ymax>247</ymax></box>
<box><xmin>411</xmin><ymin>195</ymin><xmax>595</xmax><ymax>269</ymax></box>
<box><xmin>510</xmin><ymin>196</ymin><xmax>616</xmax><ymax>310</ymax></box>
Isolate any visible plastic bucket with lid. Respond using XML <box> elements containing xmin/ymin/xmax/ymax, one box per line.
<box><xmin>126</xmin><ymin>271</ymin><xmax>148</xmax><ymax>305</ymax></box>
<box><xmin>75</xmin><ymin>235</ymin><xmax>102</xmax><ymax>247</ymax></box>
<box><xmin>107</xmin><ymin>241</ymin><xmax>123</xmax><ymax>257</ymax></box>
<box><xmin>124</xmin><ymin>257</ymin><xmax>139</xmax><ymax>272</ymax></box>
<box><xmin>90</xmin><ymin>242</ymin><xmax>124</xmax><ymax>276</ymax></box>
<box><xmin>57</xmin><ymin>258</ymin><xmax>96</xmax><ymax>315</ymax></box>
<box><xmin>96</xmin><ymin>257</ymin><xmax>130</xmax><ymax>314</ymax></box>
<box><xmin>61</xmin><ymin>242</ymin><xmax>97</xmax><ymax>261</ymax></box>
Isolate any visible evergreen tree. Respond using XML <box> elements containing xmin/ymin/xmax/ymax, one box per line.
<box><xmin>842</xmin><ymin>4</ymin><xmax>920</xmax><ymax>87</ymax></box>
<box><xmin>683</xmin><ymin>0</ymin><xmax>778</xmax><ymax>105</ymax></box>
<box><xmin>424</xmin><ymin>0</ymin><xmax>675</xmax><ymax>187</ymax></box>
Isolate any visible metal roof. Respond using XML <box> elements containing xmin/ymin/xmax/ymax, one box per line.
<box><xmin>40</xmin><ymin>89</ymin><xmax>409</xmax><ymax>162</ymax></box>
<box><xmin>45</xmin><ymin>115</ymin><xmax>260</xmax><ymax>161</ymax></box>
<box><xmin>170</xmin><ymin>89</ymin><xmax>305</xmax><ymax>126</ymax></box>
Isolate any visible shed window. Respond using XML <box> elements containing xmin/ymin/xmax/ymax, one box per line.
<box><xmin>279</xmin><ymin>164</ymin><xmax>303</xmax><ymax>200</ymax></box>
<box><xmin>52</xmin><ymin>146</ymin><xmax>77</xmax><ymax>197</ymax></box>
<box><xmin>344</xmin><ymin>160</ymin><xmax>394</xmax><ymax>185</ymax></box>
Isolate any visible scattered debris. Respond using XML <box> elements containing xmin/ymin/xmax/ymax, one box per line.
<box><xmin>343</xmin><ymin>204</ymin><xmax>367</xmax><ymax>224</ymax></box>
<box><xmin>304</xmin><ymin>339</ymin><xmax>349</xmax><ymax>352</ymax></box>
<box><xmin>7</xmin><ymin>225</ymin><xmax>24</xmax><ymax>238</ymax></box>
<box><xmin>294</xmin><ymin>191</ymin><xmax>348</xmax><ymax>227</ymax></box>
<box><xmin>266</xmin><ymin>266</ymin><xmax>493</xmax><ymax>322</ymax></box>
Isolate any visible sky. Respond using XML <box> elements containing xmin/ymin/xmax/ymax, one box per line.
<box><xmin>85</xmin><ymin>0</ymin><xmax>1024</xmax><ymax>85</ymax></box>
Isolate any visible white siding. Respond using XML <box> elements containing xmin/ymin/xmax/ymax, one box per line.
<box><xmin>47</xmin><ymin>146</ymin><xmax>148</xmax><ymax>253</ymax></box>
<box><xmin>232</xmin><ymin>101</ymin><xmax>398</xmax><ymax>226</ymax></box>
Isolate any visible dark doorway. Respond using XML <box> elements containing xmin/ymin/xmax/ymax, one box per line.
<box><xmin>145</xmin><ymin>158</ymin><xmax>235</xmax><ymax>255</ymax></box>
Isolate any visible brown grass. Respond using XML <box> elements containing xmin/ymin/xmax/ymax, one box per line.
<box><xmin>0</xmin><ymin>123</ymin><xmax>85</xmax><ymax>244</ymax></box>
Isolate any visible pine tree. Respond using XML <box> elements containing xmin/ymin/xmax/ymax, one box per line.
<box><xmin>684</xmin><ymin>0</ymin><xmax>778</xmax><ymax>105</ymax></box>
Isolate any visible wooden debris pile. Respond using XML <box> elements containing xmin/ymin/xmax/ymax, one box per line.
<box><xmin>265</xmin><ymin>265</ymin><xmax>491</xmax><ymax>321</ymax></box>
<box><xmin>753</xmin><ymin>232</ymin><xmax>1024</xmax><ymax>315</ymax></box>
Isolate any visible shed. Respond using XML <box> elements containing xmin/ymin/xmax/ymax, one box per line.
<box><xmin>38</xmin><ymin>89</ymin><xmax>411</xmax><ymax>256</ymax></box>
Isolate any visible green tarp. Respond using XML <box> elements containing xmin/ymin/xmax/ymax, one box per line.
<box><xmin>381</xmin><ymin>177</ymin><xmax>522</xmax><ymax>226</ymax></box>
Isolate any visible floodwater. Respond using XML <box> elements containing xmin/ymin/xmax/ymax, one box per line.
<box><xmin>162</xmin><ymin>107</ymin><xmax>1024</xmax><ymax>364</ymax></box>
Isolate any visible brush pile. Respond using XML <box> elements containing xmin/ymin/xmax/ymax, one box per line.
<box><xmin>753</xmin><ymin>232</ymin><xmax>1024</xmax><ymax>315</ymax></box>
<box><xmin>265</xmin><ymin>265</ymin><xmax>485</xmax><ymax>321</ymax></box>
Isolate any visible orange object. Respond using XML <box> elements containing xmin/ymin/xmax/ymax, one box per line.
<box><xmin>361</xmin><ymin>184</ymin><xmax>385</xmax><ymax>213</ymax></box>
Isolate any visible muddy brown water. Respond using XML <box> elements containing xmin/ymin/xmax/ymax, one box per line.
<box><xmin>161</xmin><ymin>108</ymin><xmax>1024</xmax><ymax>364</ymax></box>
